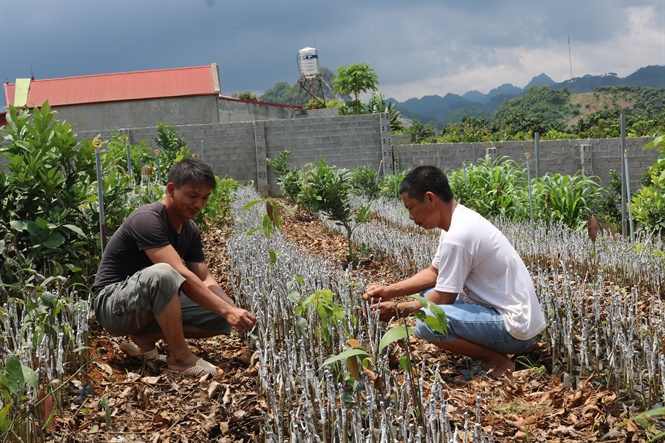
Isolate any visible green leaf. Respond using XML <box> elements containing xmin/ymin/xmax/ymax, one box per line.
<box><xmin>242</xmin><ymin>199</ymin><xmax>263</xmax><ymax>211</ymax></box>
<box><xmin>0</xmin><ymin>401</ymin><xmax>12</xmax><ymax>433</ymax></box>
<box><xmin>64</xmin><ymin>263</ymin><xmax>83</xmax><ymax>272</ymax></box>
<box><xmin>410</xmin><ymin>294</ymin><xmax>447</xmax><ymax>335</ymax></box>
<box><xmin>398</xmin><ymin>355</ymin><xmax>411</xmax><ymax>372</ymax></box>
<box><xmin>22</xmin><ymin>366</ymin><xmax>38</xmax><ymax>392</ymax></box>
<box><xmin>378</xmin><ymin>325</ymin><xmax>414</xmax><ymax>354</ymax></box>
<box><xmin>643</xmin><ymin>135</ymin><xmax>664</xmax><ymax>151</ymax></box>
<box><xmin>63</xmin><ymin>224</ymin><xmax>85</xmax><ymax>236</ymax></box>
<box><xmin>295</xmin><ymin>317</ymin><xmax>309</xmax><ymax>337</ymax></box>
<box><xmin>35</xmin><ymin>216</ymin><xmax>51</xmax><ymax>230</ymax></box>
<box><xmin>44</xmin><ymin>231</ymin><xmax>65</xmax><ymax>249</ymax></box>
<box><xmin>245</xmin><ymin>226</ymin><xmax>263</xmax><ymax>236</ymax></box>
<box><xmin>9</xmin><ymin>220</ymin><xmax>27</xmax><ymax>232</ymax></box>
<box><xmin>322</xmin><ymin>347</ymin><xmax>370</xmax><ymax>367</ymax></box>
<box><xmin>287</xmin><ymin>290</ymin><xmax>300</xmax><ymax>303</ymax></box>
<box><xmin>5</xmin><ymin>356</ymin><xmax>25</xmax><ymax>394</ymax></box>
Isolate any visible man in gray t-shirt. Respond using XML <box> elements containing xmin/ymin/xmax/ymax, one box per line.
<box><xmin>93</xmin><ymin>158</ymin><xmax>256</xmax><ymax>377</ymax></box>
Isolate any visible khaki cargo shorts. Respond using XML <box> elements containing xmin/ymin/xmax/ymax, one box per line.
<box><xmin>93</xmin><ymin>263</ymin><xmax>231</xmax><ymax>336</ymax></box>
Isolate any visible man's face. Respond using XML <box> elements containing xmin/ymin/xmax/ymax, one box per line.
<box><xmin>401</xmin><ymin>192</ymin><xmax>435</xmax><ymax>229</ymax></box>
<box><xmin>171</xmin><ymin>182</ymin><xmax>212</xmax><ymax>220</ymax></box>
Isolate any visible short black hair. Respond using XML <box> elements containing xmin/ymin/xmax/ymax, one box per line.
<box><xmin>167</xmin><ymin>157</ymin><xmax>216</xmax><ymax>190</ymax></box>
<box><xmin>399</xmin><ymin>165</ymin><xmax>453</xmax><ymax>202</ymax></box>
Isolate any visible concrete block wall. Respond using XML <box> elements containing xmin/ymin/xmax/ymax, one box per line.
<box><xmin>263</xmin><ymin>114</ymin><xmax>385</xmax><ymax>195</ymax></box>
<box><xmin>16</xmin><ymin>114</ymin><xmax>658</xmax><ymax>198</ymax></box>
<box><xmin>75</xmin><ymin>113</ymin><xmax>386</xmax><ymax>196</ymax></box>
<box><xmin>394</xmin><ymin>137</ymin><xmax>658</xmax><ymax>191</ymax></box>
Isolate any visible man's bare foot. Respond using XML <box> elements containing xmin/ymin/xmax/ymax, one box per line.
<box><xmin>481</xmin><ymin>356</ymin><xmax>515</xmax><ymax>378</ymax></box>
<box><xmin>129</xmin><ymin>334</ymin><xmax>158</xmax><ymax>354</ymax></box>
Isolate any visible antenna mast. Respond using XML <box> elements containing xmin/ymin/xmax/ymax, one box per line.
<box><xmin>568</xmin><ymin>35</ymin><xmax>573</xmax><ymax>79</ymax></box>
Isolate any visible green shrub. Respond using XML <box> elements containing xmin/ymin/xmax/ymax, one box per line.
<box><xmin>593</xmin><ymin>169</ymin><xmax>623</xmax><ymax>232</ymax></box>
<box><xmin>153</xmin><ymin>123</ymin><xmax>193</xmax><ymax>183</ymax></box>
<box><xmin>196</xmin><ymin>177</ymin><xmax>238</xmax><ymax>229</ymax></box>
<box><xmin>0</xmin><ymin>103</ymin><xmax>109</xmax><ymax>291</ymax></box>
<box><xmin>379</xmin><ymin>169</ymin><xmax>410</xmax><ymax>199</ymax></box>
<box><xmin>632</xmin><ymin>136</ymin><xmax>665</xmax><ymax>234</ymax></box>
<box><xmin>107</xmin><ymin>131</ymin><xmax>153</xmax><ymax>183</ymax></box>
<box><xmin>267</xmin><ymin>150</ymin><xmax>304</xmax><ymax>202</ymax></box>
<box><xmin>350</xmin><ymin>165</ymin><xmax>381</xmax><ymax>199</ymax></box>
<box><xmin>632</xmin><ymin>186</ymin><xmax>665</xmax><ymax>234</ymax></box>
<box><xmin>298</xmin><ymin>159</ymin><xmax>370</xmax><ymax>263</ymax></box>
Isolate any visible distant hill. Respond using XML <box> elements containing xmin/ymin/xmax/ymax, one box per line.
<box><xmin>388</xmin><ymin>65</ymin><xmax>665</xmax><ymax>126</ymax></box>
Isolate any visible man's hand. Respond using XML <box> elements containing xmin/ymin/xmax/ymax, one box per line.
<box><xmin>225</xmin><ymin>307</ymin><xmax>257</xmax><ymax>333</ymax></box>
<box><xmin>370</xmin><ymin>301</ymin><xmax>400</xmax><ymax>322</ymax></box>
<box><xmin>364</xmin><ymin>284</ymin><xmax>393</xmax><ymax>302</ymax></box>
<box><xmin>370</xmin><ymin>300</ymin><xmax>422</xmax><ymax>322</ymax></box>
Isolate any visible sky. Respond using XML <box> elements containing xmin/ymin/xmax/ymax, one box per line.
<box><xmin>1</xmin><ymin>0</ymin><xmax>664</xmax><ymax>109</ymax></box>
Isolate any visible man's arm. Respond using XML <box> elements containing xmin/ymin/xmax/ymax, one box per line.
<box><xmin>366</xmin><ymin>265</ymin><xmax>458</xmax><ymax>322</ymax></box>
<box><xmin>186</xmin><ymin>261</ymin><xmax>237</xmax><ymax>307</ymax></box>
<box><xmin>373</xmin><ymin>288</ymin><xmax>457</xmax><ymax>322</ymax></box>
<box><xmin>364</xmin><ymin>265</ymin><xmax>439</xmax><ymax>301</ymax></box>
<box><xmin>145</xmin><ymin>245</ymin><xmax>256</xmax><ymax>331</ymax></box>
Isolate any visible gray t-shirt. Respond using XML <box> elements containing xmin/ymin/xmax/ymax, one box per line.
<box><xmin>92</xmin><ymin>201</ymin><xmax>204</xmax><ymax>295</ymax></box>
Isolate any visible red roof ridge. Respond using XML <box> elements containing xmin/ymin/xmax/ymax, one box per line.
<box><xmin>25</xmin><ymin>65</ymin><xmax>214</xmax><ymax>84</ymax></box>
<box><xmin>3</xmin><ymin>64</ymin><xmax>220</xmax><ymax>108</ymax></box>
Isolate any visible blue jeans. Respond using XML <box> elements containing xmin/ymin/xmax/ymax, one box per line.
<box><xmin>414</xmin><ymin>289</ymin><xmax>536</xmax><ymax>355</ymax></box>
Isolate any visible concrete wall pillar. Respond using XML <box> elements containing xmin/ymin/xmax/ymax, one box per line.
<box><xmin>253</xmin><ymin>121</ymin><xmax>268</xmax><ymax>197</ymax></box>
<box><xmin>580</xmin><ymin>143</ymin><xmax>593</xmax><ymax>175</ymax></box>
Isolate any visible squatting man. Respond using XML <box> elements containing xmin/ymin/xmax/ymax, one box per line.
<box><xmin>364</xmin><ymin>165</ymin><xmax>545</xmax><ymax>378</ymax></box>
<box><xmin>92</xmin><ymin>157</ymin><xmax>257</xmax><ymax>377</ymax></box>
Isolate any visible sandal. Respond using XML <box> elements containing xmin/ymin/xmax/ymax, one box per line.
<box><xmin>167</xmin><ymin>358</ymin><xmax>221</xmax><ymax>377</ymax></box>
<box><xmin>119</xmin><ymin>340</ymin><xmax>166</xmax><ymax>363</ymax></box>
<box><xmin>459</xmin><ymin>362</ymin><xmax>486</xmax><ymax>381</ymax></box>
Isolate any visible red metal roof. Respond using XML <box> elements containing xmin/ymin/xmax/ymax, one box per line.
<box><xmin>3</xmin><ymin>65</ymin><xmax>220</xmax><ymax>108</ymax></box>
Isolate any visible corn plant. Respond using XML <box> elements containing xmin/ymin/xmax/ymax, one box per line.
<box><xmin>447</xmin><ymin>155</ymin><xmax>529</xmax><ymax>221</ymax></box>
<box><xmin>532</xmin><ymin>171</ymin><xmax>602</xmax><ymax>231</ymax></box>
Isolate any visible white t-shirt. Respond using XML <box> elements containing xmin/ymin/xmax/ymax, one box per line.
<box><xmin>431</xmin><ymin>204</ymin><xmax>546</xmax><ymax>340</ymax></box>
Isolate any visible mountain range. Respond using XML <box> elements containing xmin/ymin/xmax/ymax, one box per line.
<box><xmin>387</xmin><ymin>65</ymin><xmax>665</xmax><ymax>126</ymax></box>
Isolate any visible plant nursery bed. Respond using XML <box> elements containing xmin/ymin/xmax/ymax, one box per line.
<box><xmin>47</xmin><ymin>204</ymin><xmax>654</xmax><ymax>442</ymax></box>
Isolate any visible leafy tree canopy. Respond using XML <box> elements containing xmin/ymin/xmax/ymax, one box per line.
<box><xmin>333</xmin><ymin>63</ymin><xmax>379</xmax><ymax>115</ymax></box>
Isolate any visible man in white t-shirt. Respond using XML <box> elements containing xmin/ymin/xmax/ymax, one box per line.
<box><xmin>364</xmin><ymin>165</ymin><xmax>546</xmax><ymax>378</ymax></box>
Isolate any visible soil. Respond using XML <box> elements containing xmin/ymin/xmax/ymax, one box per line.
<box><xmin>46</xmin><ymin>204</ymin><xmax>651</xmax><ymax>443</ymax></box>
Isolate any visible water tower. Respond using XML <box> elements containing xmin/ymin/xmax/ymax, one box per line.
<box><xmin>296</xmin><ymin>47</ymin><xmax>326</xmax><ymax>108</ymax></box>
